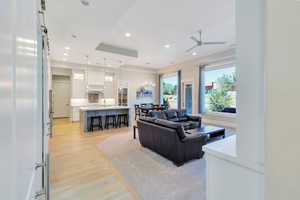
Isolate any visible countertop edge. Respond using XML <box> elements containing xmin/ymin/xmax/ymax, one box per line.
<box><xmin>79</xmin><ymin>106</ymin><xmax>130</xmax><ymax>111</ymax></box>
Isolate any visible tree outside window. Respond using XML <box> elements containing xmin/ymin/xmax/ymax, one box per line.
<box><xmin>160</xmin><ymin>75</ymin><xmax>178</xmax><ymax>109</ymax></box>
<box><xmin>203</xmin><ymin>66</ymin><xmax>236</xmax><ymax>113</ymax></box>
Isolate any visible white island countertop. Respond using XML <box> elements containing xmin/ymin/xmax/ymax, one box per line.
<box><xmin>80</xmin><ymin>106</ymin><xmax>130</xmax><ymax>111</ymax></box>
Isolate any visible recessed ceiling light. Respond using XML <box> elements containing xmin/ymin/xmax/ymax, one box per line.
<box><xmin>192</xmin><ymin>52</ymin><xmax>197</xmax><ymax>56</ymax></box>
<box><xmin>64</xmin><ymin>46</ymin><xmax>70</xmax><ymax>50</ymax></box>
<box><xmin>164</xmin><ymin>44</ymin><xmax>171</xmax><ymax>48</ymax></box>
<box><xmin>125</xmin><ymin>33</ymin><xmax>131</xmax><ymax>37</ymax></box>
<box><xmin>64</xmin><ymin>53</ymin><xmax>68</xmax><ymax>56</ymax></box>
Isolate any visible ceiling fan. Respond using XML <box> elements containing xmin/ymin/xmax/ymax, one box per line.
<box><xmin>186</xmin><ymin>30</ymin><xmax>226</xmax><ymax>52</ymax></box>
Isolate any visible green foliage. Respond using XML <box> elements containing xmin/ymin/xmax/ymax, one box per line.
<box><xmin>208</xmin><ymin>89</ymin><xmax>233</xmax><ymax>112</ymax></box>
<box><xmin>162</xmin><ymin>82</ymin><xmax>177</xmax><ymax>95</ymax></box>
<box><xmin>217</xmin><ymin>73</ymin><xmax>236</xmax><ymax>91</ymax></box>
<box><xmin>207</xmin><ymin>73</ymin><xmax>236</xmax><ymax>112</ymax></box>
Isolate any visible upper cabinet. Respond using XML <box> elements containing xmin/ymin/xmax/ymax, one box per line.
<box><xmin>72</xmin><ymin>69</ymin><xmax>86</xmax><ymax>98</ymax></box>
<box><xmin>104</xmin><ymin>72</ymin><xmax>115</xmax><ymax>98</ymax></box>
<box><xmin>87</xmin><ymin>70</ymin><xmax>104</xmax><ymax>86</ymax></box>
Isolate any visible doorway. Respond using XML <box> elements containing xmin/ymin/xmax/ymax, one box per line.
<box><xmin>52</xmin><ymin>75</ymin><xmax>71</xmax><ymax>118</ymax></box>
<box><xmin>183</xmin><ymin>82</ymin><xmax>193</xmax><ymax>114</ymax></box>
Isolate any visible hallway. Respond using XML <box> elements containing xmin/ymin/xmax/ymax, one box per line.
<box><xmin>50</xmin><ymin>119</ymin><xmax>140</xmax><ymax>200</ymax></box>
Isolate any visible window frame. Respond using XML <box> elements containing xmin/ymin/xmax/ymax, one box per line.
<box><xmin>160</xmin><ymin>72</ymin><xmax>180</xmax><ymax>109</ymax></box>
<box><xmin>200</xmin><ymin>62</ymin><xmax>237</xmax><ymax>115</ymax></box>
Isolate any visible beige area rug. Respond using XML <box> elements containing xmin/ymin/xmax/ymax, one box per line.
<box><xmin>97</xmin><ymin>133</ymin><xmax>207</xmax><ymax>200</ymax></box>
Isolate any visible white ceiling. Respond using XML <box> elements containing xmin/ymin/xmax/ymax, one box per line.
<box><xmin>46</xmin><ymin>0</ymin><xmax>235</xmax><ymax>68</ymax></box>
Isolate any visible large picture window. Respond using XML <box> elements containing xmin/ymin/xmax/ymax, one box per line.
<box><xmin>201</xmin><ymin>65</ymin><xmax>236</xmax><ymax>113</ymax></box>
<box><xmin>160</xmin><ymin>74</ymin><xmax>179</xmax><ymax>109</ymax></box>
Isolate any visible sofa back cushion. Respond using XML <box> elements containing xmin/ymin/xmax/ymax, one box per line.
<box><xmin>165</xmin><ymin>109</ymin><xmax>178</xmax><ymax>120</ymax></box>
<box><xmin>154</xmin><ymin>119</ymin><xmax>186</xmax><ymax>140</ymax></box>
<box><xmin>150</xmin><ymin>111</ymin><xmax>167</xmax><ymax>120</ymax></box>
<box><xmin>177</xmin><ymin>109</ymin><xmax>187</xmax><ymax>117</ymax></box>
<box><xmin>176</xmin><ymin>109</ymin><xmax>189</xmax><ymax>121</ymax></box>
<box><xmin>139</xmin><ymin>116</ymin><xmax>157</xmax><ymax>123</ymax></box>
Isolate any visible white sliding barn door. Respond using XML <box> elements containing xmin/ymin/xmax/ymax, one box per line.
<box><xmin>0</xmin><ymin>0</ymin><xmax>50</xmax><ymax>199</ymax></box>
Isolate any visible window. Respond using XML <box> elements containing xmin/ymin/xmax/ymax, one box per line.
<box><xmin>201</xmin><ymin>65</ymin><xmax>236</xmax><ymax>113</ymax></box>
<box><xmin>160</xmin><ymin>74</ymin><xmax>179</xmax><ymax>109</ymax></box>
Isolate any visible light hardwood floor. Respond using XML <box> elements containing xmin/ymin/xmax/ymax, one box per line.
<box><xmin>50</xmin><ymin>118</ymin><xmax>140</xmax><ymax>200</ymax></box>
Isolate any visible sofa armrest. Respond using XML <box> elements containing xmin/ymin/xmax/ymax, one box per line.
<box><xmin>182</xmin><ymin>133</ymin><xmax>207</xmax><ymax>143</ymax></box>
<box><xmin>187</xmin><ymin>115</ymin><xmax>201</xmax><ymax>121</ymax></box>
<box><xmin>187</xmin><ymin>116</ymin><xmax>202</xmax><ymax>128</ymax></box>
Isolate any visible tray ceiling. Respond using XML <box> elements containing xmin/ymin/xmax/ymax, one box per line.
<box><xmin>46</xmin><ymin>0</ymin><xmax>235</xmax><ymax>68</ymax></box>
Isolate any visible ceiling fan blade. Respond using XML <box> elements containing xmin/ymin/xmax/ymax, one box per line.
<box><xmin>185</xmin><ymin>44</ymin><xmax>198</xmax><ymax>52</ymax></box>
<box><xmin>203</xmin><ymin>41</ymin><xmax>226</xmax><ymax>45</ymax></box>
<box><xmin>190</xmin><ymin>36</ymin><xmax>200</xmax><ymax>43</ymax></box>
<box><xmin>198</xmin><ymin>30</ymin><xmax>202</xmax><ymax>40</ymax></box>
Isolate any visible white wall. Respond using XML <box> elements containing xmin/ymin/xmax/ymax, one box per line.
<box><xmin>265</xmin><ymin>0</ymin><xmax>300</xmax><ymax>199</ymax></box>
<box><xmin>118</xmin><ymin>66</ymin><xmax>158</xmax><ymax>121</ymax></box>
<box><xmin>119</xmin><ymin>67</ymin><xmax>157</xmax><ymax>105</ymax></box>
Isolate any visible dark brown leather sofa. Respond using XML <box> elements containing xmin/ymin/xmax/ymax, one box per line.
<box><xmin>150</xmin><ymin>109</ymin><xmax>202</xmax><ymax>130</ymax></box>
<box><xmin>137</xmin><ymin>117</ymin><xmax>207</xmax><ymax>166</ymax></box>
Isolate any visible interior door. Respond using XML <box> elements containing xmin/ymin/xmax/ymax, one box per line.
<box><xmin>53</xmin><ymin>79</ymin><xmax>70</xmax><ymax>118</ymax></box>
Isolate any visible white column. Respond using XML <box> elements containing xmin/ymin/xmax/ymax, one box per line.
<box><xmin>236</xmin><ymin>0</ymin><xmax>265</xmax><ymax>167</ymax></box>
<box><xmin>204</xmin><ymin>0</ymin><xmax>265</xmax><ymax>199</ymax></box>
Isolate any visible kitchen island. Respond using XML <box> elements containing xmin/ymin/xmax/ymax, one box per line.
<box><xmin>80</xmin><ymin>106</ymin><xmax>130</xmax><ymax>133</ymax></box>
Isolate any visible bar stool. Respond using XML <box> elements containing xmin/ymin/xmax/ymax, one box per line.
<box><xmin>117</xmin><ymin>113</ymin><xmax>129</xmax><ymax>128</ymax></box>
<box><xmin>104</xmin><ymin>114</ymin><xmax>117</xmax><ymax>129</ymax></box>
<box><xmin>90</xmin><ymin>116</ymin><xmax>103</xmax><ymax>131</ymax></box>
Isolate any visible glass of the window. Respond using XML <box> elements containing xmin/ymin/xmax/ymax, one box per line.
<box><xmin>202</xmin><ymin>66</ymin><xmax>236</xmax><ymax>113</ymax></box>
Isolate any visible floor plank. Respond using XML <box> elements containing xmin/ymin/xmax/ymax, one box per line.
<box><xmin>50</xmin><ymin>118</ymin><xmax>140</xmax><ymax>200</ymax></box>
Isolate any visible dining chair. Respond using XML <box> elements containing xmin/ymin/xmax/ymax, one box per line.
<box><xmin>160</xmin><ymin>104</ymin><xmax>168</xmax><ymax>111</ymax></box>
<box><xmin>134</xmin><ymin>104</ymin><xmax>141</xmax><ymax>120</ymax></box>
<box><xmin>152</xmin><ymin>104</ymin><xmax>160</xmax><ymax>111</ymax></box>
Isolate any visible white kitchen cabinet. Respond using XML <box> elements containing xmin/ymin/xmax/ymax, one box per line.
<box><xmin>87</xmin><ymin>70</ymin><xmax>104</xmax><ymax>86</ymax></box>
<box><xmin>104</xmin><ymin>72</ymin><xmax>115</xmax><ymax>98</ymax></box>
<box><xmin>104</xmin><ymin>81</ymin><xmax>114</xmax><ymax>98</ymax></box>
<box><xmin>72</xmin><ymin>69</ymin><xmax>86</xmax><ymax>98</ymax></box>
